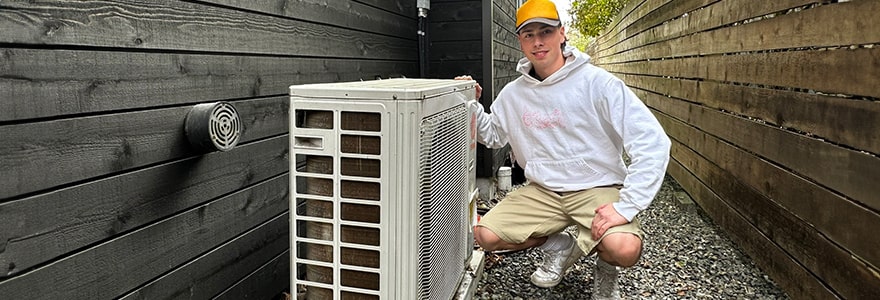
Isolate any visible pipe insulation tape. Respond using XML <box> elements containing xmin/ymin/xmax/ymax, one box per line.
<box><xmin>185</xmin><ymin>102</ymin><xmax>242</xmax><ymax>152</ymax></box>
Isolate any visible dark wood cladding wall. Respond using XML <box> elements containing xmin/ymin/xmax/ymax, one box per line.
<box><xmin>0</xmin><ymin>0</ymin><xmax>417</xmax><ymax>299</ymax></box>
<box><xmin>429</xmin><ymin>0</ymin><xmax>482</xmax><ymax>80</ymax></box>
<box><xmin>479</xmin><ymin>0</ymin><xmax>520</xmax><ymax>176</ymax></box>
<box><xmin>428</xmin><ymin>0</ymin><xmax>486</xmax><ymax>176</ymax></box>
<box><xmin>594</xmin><ymin>0</ymin><xmax>880</xmax><ymax>299</ymax></box>
<box><xmin>428</xmin><ymin>0</ymin><xmax>516</xmax><ymax>177</ymax></box>
<box><xmin>491</xmin><ymin>0</ymin><xmax>519</xmax><ymax>100</ymax></box>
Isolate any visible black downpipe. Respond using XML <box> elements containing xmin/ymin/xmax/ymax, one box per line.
<box><xmin>418</xmin><ymin>3</ymin><xmax>430</xmax><ymax>78</ymax></box>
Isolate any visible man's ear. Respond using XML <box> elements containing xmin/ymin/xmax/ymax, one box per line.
<box><xmin>559</xmin><ymin>26</ymin><xmax>567</xmax><ymax>49</ymax></box>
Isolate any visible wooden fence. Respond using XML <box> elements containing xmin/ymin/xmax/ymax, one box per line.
<box><xmin>0</xmin><ymin>0</ymin><xmax>418</xmax><ymax>299</ymax></box>
<box><xmin>593</xmin><ymin>0</ymin><xmax>880</xmax><ymax>299</ymax></box>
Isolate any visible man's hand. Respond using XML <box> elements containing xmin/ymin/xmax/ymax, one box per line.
<box><xmin>454</xmin><ymin>75</ymin><xmax>482</xmax><ymax>100</ymax></box>
<box><xmin>591</xmin><ymin>203</ymin><xmax>628</xmax><ymax>240</ymax></box>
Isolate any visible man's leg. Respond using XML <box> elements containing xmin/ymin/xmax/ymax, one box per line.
<box><xmin>588</xmin><ymin>231</ymin><xmax>643</xmax><ymax>300</ymax></box>
<box><xmin>474</xmin><ymin>226</ymin><xmax>547</xmax><ymax>252</ymax></box>
<box><xmin>594</xmin><ymin>232</ymin><xmax>643</xmax><ymax>267</ymax></box>
<box><xmin>475</xmin><ymin>223</ymin><xmax>582</xmax><ymax>289</ymax></box>
<box><xmin>475</xmin><ymin>184</ymin><xmax>569</xmax><ymax>251</ymax></box>
<box><xmin>564</xmin><ymin>186</ymin><xmax>644</xmax><ymax>300</ymax></box>
<box><xmin>475</xmin><ymin>184</ymin><xmax>580</xmax><ymax>288</ymax></box>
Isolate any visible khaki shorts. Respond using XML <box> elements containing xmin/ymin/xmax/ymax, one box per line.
<box><xmin>477</xmin><ymin>183</ymin><xmax>644</xmax><ymax>254</ymax></box>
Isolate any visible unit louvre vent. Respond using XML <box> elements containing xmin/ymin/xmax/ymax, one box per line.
<box><xmin>417</xmin><ymin>105</ymin><xmax>470</xmax><ymax>300</ymax></box>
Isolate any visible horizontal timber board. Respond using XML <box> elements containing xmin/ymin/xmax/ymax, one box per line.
<box><xmin>0</xmin><ymin>137</ymin><xmax>290</xmax><ymax>277</ymax></box>
<box><xmin>600</xmin><ymin>0</ymin><xmax>645</xmax><ymax>39</ymax></box>
<box><xmin>429</xmin><ymin>20</ymin><xmax>482</xmax><ymax>42</ymax></box>
<box><xmin>597</xmin><ymin>0</ymin><xmax>673</xmax><ymax>52</ymax></box>
<box><xmin>597</xmin><ymin>0</ymin><xmax>651</xmax><ymax>48</ymax></box>
<box><xmin>355</xmin><ymin>0</ymin><xmax>416</xmax><ymax>17</ymax></box>
<box><xmin>665</xmin><ymin>122</ymin><xmax>880</xmax><ymax>298</ymax></box>
<box><xmin>642</xmin><ymin>90</ymin><xmax>880</xmax><ymax>269</ymax></box>
<box><xmin>0</xmin><ymin>48</ymin><xmax>416</xmax><ymax>121</ymax></box>
<box><xmin>597</xmin><ymin>0</ymin><xmax>822</xmax><ymax>60</ymax></box>
<box><xmin>636</xmin><ymin>88</ymin><xmax>880</xmax><ymax>215</ymax></box>
<box><xmin>118</xmin><ymin>212</ymin><xmax>289</xmax><ymax>300</ymax></box>
<box><xmin>0</xmin><ymin>175</ymin><xmax>289</xmax><ymax>299</ymax></box>
<box><xmin>492</xmin><ymin>62</ymin><xmax>519</xmax><ymax>78</ymax></box>
<box><xmin>0</xmin><ymin>0</ymin><xmax>415</xmax><ymax>59</ymax></box>
<box><xmin>601</xmin><ymin>1</ymin><xmax>880</xmax><ymax>63</ymax></box>
<box><xmin>429</xmin><ymin>40</ymin><xmax>482</xmax><ymax>61</ymax></box>
<box><xmin>492</xmin><ymin>43</ymin><xmax>522</xmax><ymax>64</ymax></box>
<box><xmin>493</xmin><ymin>0</ymin><xmax>517</xmax><ymax>19</ymax></box>
<box><xmin>428</xmin><ymin>60</ymin><xmax>482</xmax><ymax>80</ymax></box>
<box><xmin>196</xmin><ymin>0</ymin><xmax>416</xmax><ymax>38</ymax></box>
<box><xmin>0</xmin><ymin>97</ymin><xmax>288</xmax><ymax>199</ymax></box>
<box><xmin>492</xmin><ymin>4</ymin><xmax>516</xmax><ymax>35</ymax></box>
<box><xmin>666</xmin><ymin>159</ymin><xmax>837</xmax><ymax>299</ymax></box>
<box><xmin>430</xmin><ymin>1</ymin><xmax>482</xmax><ymax>21</ymax></box>
<box><xmin>491</xmin><ymin>20</ymin><xmax>518</xmax><ymax>50</ymax></box>
<box><xmin>214</xmin><ymin>249</ymin><xmax>290</xmax><ymax>300</ymax></box>
<box><xmin>622</xmin><ymin>0</ymin><xmax>718</xmax><ymax>45</ymax></box>
<box><xmin>618</xmin><ymin>73</ymin><xmax>880</xmax><ymax>155</ymax></box>
<box><xmin>605</xmin><ymin>47</ymin><xmax>880</xmax><ymax>99</ymax></box>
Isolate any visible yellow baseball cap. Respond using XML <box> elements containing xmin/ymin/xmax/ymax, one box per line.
<box><xmin>516</xmin><ymin>0</ymin><xmax>561</xmax><ymax>33</ymax></box>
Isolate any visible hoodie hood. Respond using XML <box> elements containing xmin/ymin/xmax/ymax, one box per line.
<box><xmin>516</xmin><ymin>45</ymin><xmax>591</xmax><ymax>84</ymax></box>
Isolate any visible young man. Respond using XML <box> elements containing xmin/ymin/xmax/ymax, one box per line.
<box><xmin>456</xmin><ymin>0</ymin><xmax>671</xmax><ymax>298</ymax></box>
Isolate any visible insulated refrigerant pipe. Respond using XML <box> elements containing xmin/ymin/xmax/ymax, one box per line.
<box><xmin>418</xmin><ymin>0</ymin><xmax>430</xmax><ymax>78</ymax></box>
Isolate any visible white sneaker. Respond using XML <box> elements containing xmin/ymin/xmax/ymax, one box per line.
<box><xmin>530</xmin><ymin>232</ymin><xmax>583</xmax><ymax>288</ymax></box>
<box><xmin>592</xmin><ymin>258</ymin><xmax>621</xmax><ymax>300</ymax></box>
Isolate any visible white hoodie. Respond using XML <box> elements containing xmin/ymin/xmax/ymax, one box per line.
<box><xmin>472</xmin><ymin>46</ymin><xmax>671</xmax><ymax>221</ymax></box>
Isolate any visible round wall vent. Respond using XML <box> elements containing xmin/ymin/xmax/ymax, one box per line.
<box><xmin>185</xmin><ymin>102</ymin><xmax>242</xmax><ymax>152</ymax></box>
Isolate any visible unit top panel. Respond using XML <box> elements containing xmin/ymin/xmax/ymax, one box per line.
<box><xmin>290</xmin><ymin>78</ymin><xmax>475</xmax><ymax>101</ymax></box>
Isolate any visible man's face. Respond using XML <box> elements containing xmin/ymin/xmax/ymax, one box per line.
<box><xmin>517</xmin><ymin>23</ymin><xmax>565</xmax><ymax>70</ymax></box>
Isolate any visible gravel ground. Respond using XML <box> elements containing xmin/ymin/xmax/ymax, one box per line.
<box><xmin>472</xmin><ymin>176</ymin><xmax>790</xmax><ymax>300</ymax></box>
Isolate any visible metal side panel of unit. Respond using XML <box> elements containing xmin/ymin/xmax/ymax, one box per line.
<box><xmin>412</xmin><ymin>100</ymin><xmax>474</xmax><ymax>300</ymax></box>
<box><xmin>389</xmin><ymin>99</ymin><xmax>422</xmax><ymax>300</ymax></box>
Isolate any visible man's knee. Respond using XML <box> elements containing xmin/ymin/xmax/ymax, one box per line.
<box><xmin>474</xmin><ymin>226</ymin><xmax>504</xmax><ymax>251</ymax></box>
<box><xmin>615</xmin><ymin>241</ymin><xmax>642</xmax><ymax>267</ymax></box>
<box><xmin>600</xmin><ymin>233</ymin><xmax>642</xmax><ymax>267</ymax></box>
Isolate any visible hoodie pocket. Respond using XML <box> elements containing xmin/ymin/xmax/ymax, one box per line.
<box><xmin>525</xmin><ymin>157</ymin><xmax>601</xmax><ymax>187</ymax></box>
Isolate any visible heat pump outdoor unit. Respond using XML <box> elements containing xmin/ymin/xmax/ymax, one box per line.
<box><xmin>289</xmin><ymin>78</ymin><xmax>479</xmax><ymax>300</ymax></box>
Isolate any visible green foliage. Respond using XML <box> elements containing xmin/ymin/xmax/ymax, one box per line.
<box><xmin>566</xmin><ymin>27</ymin><xmax>594</xmax><ymax>53</ymax></box>
<box><xmin>569</xmin><ymin>0</ymin><xmax>628</xmax><ymax>37</ymax></box>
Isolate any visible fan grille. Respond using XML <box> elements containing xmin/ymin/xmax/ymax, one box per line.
<box><xmin>417</xmin><ymin>105</ymin><xmax>471</xmax><ymax>300</ymax></box>
<box><xmin>208</xmin><ymin>103</ymin><xmax>241</xmax><ymax>151</ymax></box>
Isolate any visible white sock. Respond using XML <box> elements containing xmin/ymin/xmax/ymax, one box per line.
<box><xmin>596</xmin><ymin>257</ymin><xmax>619</xmax><ymax>272</ymax></box>
<box><xmin>540</xmin><ymin>232</ymin><xmax>573</xmax><ymax>252</ymax></box>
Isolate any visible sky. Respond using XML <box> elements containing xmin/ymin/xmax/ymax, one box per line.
<box><xmin>550</xmin><ymin>0</ymin><xmax>573</xmax><ymax>26</ymax></box>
